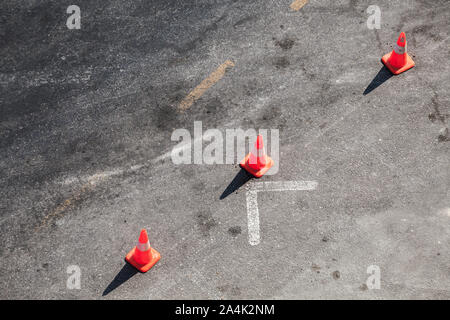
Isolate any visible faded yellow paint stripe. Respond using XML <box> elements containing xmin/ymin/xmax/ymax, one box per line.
<box><xmin>290</xmin><ymin>0</ymin><xmax>308</xmax><ymax>11</ymax></box>
<box><xmin>36</xmin><ymin>175</ymin><xmax>105</xmax><ymax>230</ymax></box>
<box><xmin>178</xmin><ymin>60</ymin><xmax>235</xmax><ymax>112</ymax></box>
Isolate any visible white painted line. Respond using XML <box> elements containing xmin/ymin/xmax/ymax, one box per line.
<box><xmin>251</xmin><ymin>180</ymin><xmax>318</xmax><ymax>192</ymax></box>
<box><xmin>246</xmin><ymin>190</ymin><xmax>260</xmax><ymax>246</ymax></box>
<box><xmin>246</xmin><ymin>180</ymin><xmax>318</xmax><ymax>246</ymax></box>
<box><xmin>58</xmin><ymin>135</ymin><xmax>205</xmax><ymax>187</ymax></box>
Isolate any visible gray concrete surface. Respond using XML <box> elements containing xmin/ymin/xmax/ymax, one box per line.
<box><xmin>0</xmin><ymin>0</ymin><xmax>449</xmax><ymax>299</ymax></box>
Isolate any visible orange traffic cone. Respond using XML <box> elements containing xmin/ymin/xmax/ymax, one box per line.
<box><xmin>125</xmin><ymin>229</ymin><xmax>160</xmax><ymax>273</ymax></box>
<box><xmin>382</xmin><ymin>32</ymin><xmax>415</xmax><ymax>75</ymax></box>
<box><xmin>240</xmin><ymin>134</ymin><xmax>274</xmax><ymax>178</ymax></box>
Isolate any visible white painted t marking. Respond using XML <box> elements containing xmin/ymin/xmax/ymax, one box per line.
<box><xmin>246</xmin><ymin>181</ymin><xmax>318</xmax><ymax>246</ymax></box>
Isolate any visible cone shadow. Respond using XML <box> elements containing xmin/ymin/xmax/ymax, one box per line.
<box><xmin>220</xmin><ymin>168</ymin><xmax>253</xmax><ymax>200</ymax></box>
<box><xmin>102</xmin><ymin>263</ymin><xmax>138</xmax><ymax>296</ymax></box>
<box><xmin>363</xmin><ymin>65</ymin><xmax>393</xmax><ymax>95</ymax></box>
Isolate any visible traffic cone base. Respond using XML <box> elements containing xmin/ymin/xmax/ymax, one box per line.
<box><xmin>381</xmin><ymin>52</ymin><xmax>415</xmax><ymax>75</ymax></box>
<box><xmin>240</xmin><ymin>154</ymin><xmax>274</xmax><ymax>178</ymax></box>
<box><xmin>125</xmin><ymin>247</ymin><xmax>161</xmax><ymax>273</ymax></box>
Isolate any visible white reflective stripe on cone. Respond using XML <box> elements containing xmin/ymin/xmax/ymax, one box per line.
<box><xmin>393</xmin><ymin>43</ymin><xmax>406</xmax><ymax>55</ymax></box>
<box><xmin>257</xmin><ymin>147</ymin><xmax>265</xmax><ymax>158</ymax></box>
<box><xmin>252</xmin><ymin>143</ymin><xmax>265</xmax><ymax>158</ymax></box>
<box><xmin>137</xmin><ymin>242</ymin><xmax>151</xmax><ymax>252</ymax></box>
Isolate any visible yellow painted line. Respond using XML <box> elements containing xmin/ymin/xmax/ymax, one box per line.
<box><xmin>290</xmin><ymin>0</ymin><xmax>308</xmax><ymax>11</ymax></box>
<box><xmin>178</xmin><ymin>60</ymin><xmax>235</xmax><ymax>112</ymax></box>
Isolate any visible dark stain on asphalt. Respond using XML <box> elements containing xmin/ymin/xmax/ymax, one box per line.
<box><xmin>153</xmin><ymin>103</ymin><xmax>183</xmax><ymax>132</ymax></box>
<box><xmin>275</xmin><ymin>38</ymin><xmax>295</xmax><ymax>50</ymax></box>
<box><xmin>196</xmin><ymin>211</ymin><xmax>217</xmax><ymax>236</ymax></box>
<box><xmin>217</xmin><ymin>284</ymin><xmax>241</xmax><ymax>297</ymax></box>
<box><xmin>168</xmin><ymin>81</ymin><xmax>192</xmax><ymax>105</ymax></box>
<box><xmin>196</xmin><ymin>97</ymin><xmax>229</xmax><ymax>128</ymax></box>
<box><xmin>371</xmin><ymin>197</ymin><xmax>394</xmax><ymax>211</ymax></box>
<box><xmin>168</xmin><ymin>55</ymin><xmax>190</xmax><ymax>67</ymax></box>
<box><xmin>438</xmin><ymin>128</ymin><xmax>449</xmax><ymax>142</ymax></box>
<box><xmin>260</xmin><ymin>107</ymin><xmax>287</xmax><ymax>130</ymax></box>
<box><xmin>430</xmin><ymin>97</ymin><xmax>447</xmax><ymax>124</ymax></box>
<box><xmin>332</xmin><ymin>271</ymin><xmax>340</xmax><ymax>280</ymax></box>
<box><xmin>168</xmin><ymin>91</ymin><xmax>185</xmax><ymax>105</ymax></box>
<box><xmin>274</xmin><ymin>57</ymin><xmax>290</xmax><ymax>69</ymax></box>
<box><xmin>233</xmin><ymin>15</ymin><xmax>258</xmax><ymax>28</ymax></box>
<box><xmin>297</xmin><ymin>199</ymin><xmax>310</xmax><ymax>210</ymax></box>
<box><xmin>428</xmin><ymin>113</ymin><xmax>438</xmax><ymax>123</ymax></box>
<box><xmin>298</xmin><ymin>63</ymin><xmax>317</xmax><ymax>81</ymax></box>
<box><xmin>36</xmin><ymin>263</ymin><xmax>48</xmax><ymax>273</ymax></box>
<box><xmin>311</xmin><ymin>263</ymin><xmax>321</xmax><ymax>273</ymax></box>
<box><xmin>228</xmin><ymin>226</ymin><xmax>241</xmax><ymax>237</ymax></box>
<box><xmin>192</xmin><ymin>181</ymin><xmax>206</xmax><ymax>192</ymax></box>
<box><xmin>205</xmin><ymin>97</ymin><xmax>224</xmax><ymax>115</ymax></box>
<box><xmin>261</xmin><ymin>105</ymin><xmax>282</xmax><ymax>122</ymax></box>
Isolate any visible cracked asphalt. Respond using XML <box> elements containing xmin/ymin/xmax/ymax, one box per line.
<box><xmin>0</xmin><ymin>0</ymin><xmax>449</xmax><ymax>299</ymax></box>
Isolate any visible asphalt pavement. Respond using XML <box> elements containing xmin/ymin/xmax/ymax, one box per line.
<box><xmin>0</xmin><ymin>0</ymin><xmax>449</xmax><ymax>299</ymax></box>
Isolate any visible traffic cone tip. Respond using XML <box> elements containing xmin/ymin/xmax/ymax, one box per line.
<box><xmin>139</xmin><ymin>229</ymin><xmax>148</xmax><ymax>243</ymax></box>
<box><xmin>397</xmin><ymin>32</ymin><xmax>406</xmax><ymax>45</ymax></box>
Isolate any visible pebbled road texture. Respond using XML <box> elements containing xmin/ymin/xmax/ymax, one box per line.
<box><xmin>0</xmin><ymin>0</ymin><xmax>449</xmax><ymax>299</ymax></box>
